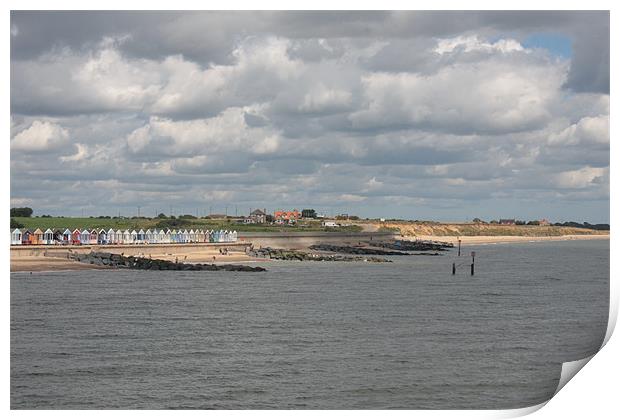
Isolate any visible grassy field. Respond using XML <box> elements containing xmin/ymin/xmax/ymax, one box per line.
<box><xmin>11</xmin><ymin>217</ymin><xmax>363</xmax><ymax>233</ymax></box>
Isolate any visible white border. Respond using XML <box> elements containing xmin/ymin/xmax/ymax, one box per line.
<box><xmin>3</xmin><ymin>1</ymin><xmax>616</xmax><ymax>419</ymax></box>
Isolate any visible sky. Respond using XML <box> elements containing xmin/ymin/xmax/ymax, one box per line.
<box><xmin>9</xmin><ymin>11</ymin><xmax>610</xmax><ymax>222</ymax></box>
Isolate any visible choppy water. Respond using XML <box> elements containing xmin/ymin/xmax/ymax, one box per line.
<box><xmin>11</xmin><ymin>240</ymin><xmax>609</xmax><ymax>409</ymax></box>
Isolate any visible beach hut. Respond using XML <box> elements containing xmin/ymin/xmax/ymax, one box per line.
<box><xmin>97</xmin><ymin>229</ymin><xmax>107</xmax><ymax>245</ymax></box>
<box><xmin>80</xmin><ymin>229</ymin><xmax>90</xmax><ymax>245</ymax></box>
<box><xmin>197</xmin><ymin>229</ymin><xmax>205</xmax><ymax>242</ymax></box>
<box><xmin>31</xmin><ymin>228</ymin><xmax>43</xmax><ymax>245</ymax></box>
<box><xmin>89</xmin><ymin>230</ymin><xmax>98</xmax><ymax>245</ymax></box>
<box><xmin>21</xmin><ymin>229</ymin><xmax>33</xmax><ymax>245</ymax></box>
<box><xmin>106</xmin><ymin>228</ymin><xmax>115</xmax><ymax>244</ymax></box>
<box><xmin>11</xmin><ymin>228</ymin><xmax>22</xmax><ymax>245</ymax></box>
<box><xmin>130</xmin><ymin>230</ymin><xmax>138</xmax><ymax>244</ymax></box>
<box><xmin>188</xmin><ymin>229</ymin><xmax>195</xmax><ymax>243</ymax></box>
<box><xmin>72</xmin><ymin>229</ymin><xmax>82</xmax><ymax>245</ymax></box>
<box><xmin>169</xmin><ymin>229</ymin><xmax>177</xmax><ymax>243</ymax></box>
<box><xmin>165</xmin><ymin>229</ymin><xmax>172</xmax><ymax>243</ymax></box>
<box><xmin>231</xmin><ymin>230</ymin><xmax>237</xmax><ymax>242</ymax></box>
<box><xmin>158</xmin><ymin>229</ymin><xmax>166</xmax><ymax>243</ymax></box>
<box><xmin>115</xmin><ymin>229</ymin><xmax>122</xmax><ymax>245</ymax></box>
<box><xmin>183</xmin><ymin>229</ymin><xmax>190</xmax><ymax>243</ymax></box>
<box><xmin>145</xmin><ymin>229</ymin><xmax>153</xmax><ymax>244</ymax></box>
<box><xmin>137</xmin><ymin>229</ymin><xmax>145</xmax><ymax>244</ymax></box>
<box><xmin>44</xmin><ymin>228</ymin><xmax>55</xmax><ymax>245</ymax></box>
<box><xmin>122</xmin><ymin>230</ymin><xmax>131</xmax><ymax>244</ymax></box>
<box><xmin>63</xmin><ymin>229</ymin><xmax>72</xmax><ymax>244</ymax></box>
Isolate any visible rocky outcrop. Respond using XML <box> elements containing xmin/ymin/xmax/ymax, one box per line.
<box><xmin>247</xmin><ymin>247</ymin><xmax>391</xmax><ymax>263</ymax></box>
<box><xmin>69</xmin><ymin>251</ymin><xmax>266</xmax><ymax>272</ymax></box>
<box><xmin>308</xmin><ymin>244</ymin><xmax>411</xmax><ymax>255</ymax></box>
<box><xmin>367</xmin><ymin>239</ymin><xmax>453</xmax><ymax>252</ymax></box>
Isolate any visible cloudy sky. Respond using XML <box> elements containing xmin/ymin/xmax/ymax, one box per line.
<box><xmin>10</xmin><ymin>11</ymin><xmax>609</xmax><ymax>221</ymax></box>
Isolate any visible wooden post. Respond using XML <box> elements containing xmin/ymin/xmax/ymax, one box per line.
<box><xmin>452</xmin><ymin>262</ymin><xmax>456</xmax><ymax>275</ymax></box>
<box><xmin>470</xmin><ymin>251</ymin><xmax>476</xmax><ymax>276</ymax></box>
<box><xmin>458</xmin><ymin>239</ymin><xmax>461</xmax><ymax>256</ymax></box>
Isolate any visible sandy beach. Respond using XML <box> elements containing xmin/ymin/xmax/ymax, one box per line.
<box><xmin>407</xmin><ymin>234</ymin><xmax>610</xmax><ymax>245</ymax></box>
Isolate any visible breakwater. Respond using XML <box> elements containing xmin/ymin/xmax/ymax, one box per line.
<box><xmin>70</xmin><ymin>251</ymin><xmax>266</xmax><ymax>272</ymax></box>
<box><xmin>247</xmin><ymin>247</ymin><xmax>391</xmax><ymax>263</ymax></box>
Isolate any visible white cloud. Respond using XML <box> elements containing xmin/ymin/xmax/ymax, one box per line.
<box><xmin>434</xmin><ymin>35</ymin><xmax>525</xmax><ymax>54</ymax></box>
<box><xmin>11</xmin><ymin>120</ymin><xmax>69</xmax><ymax>152</ymax></box>
<box><xmin>553</xmin><ymin>166</ymin><xmax>607</xmax><ymax>189</ymax></box>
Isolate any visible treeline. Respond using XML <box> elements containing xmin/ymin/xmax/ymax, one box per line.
<box><xmin>553</xmin><ymin>221</ymin><xmax>610</xmax><ymax>231</ymax></box>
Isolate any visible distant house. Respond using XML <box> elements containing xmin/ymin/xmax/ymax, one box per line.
<box><xmin>322</xmin><ymin>221</ymin><xmax>339</xmax><ymax>227</ymax></box>
<box><xmin>245</xmin><ymin>209</ymin><xmax>267</xmax><ymax>224</ymax></box>
<box><xmin>499</xmin><ymin>219</ymin><xmax>516</xmax><ymax>225</ymax></box>
<box><xmin>274</xmin><ymin>209</ymin><xmax>300</xmax><ymax>223</ymax></box>
<box><xmin>539</xmin><ymin>219</ymin><xmax>550</xmax><ymax>226</ymax></box>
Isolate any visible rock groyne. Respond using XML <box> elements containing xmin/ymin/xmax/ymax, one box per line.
<box><xmin>247</xmin><ymin>247</ymin><xmax>391</xmax><ymax>262</ymax></box>
<box><xmin>70</xmin><ymin>251</ymin><xmax>266</xmax><ymax>272</ymax></box>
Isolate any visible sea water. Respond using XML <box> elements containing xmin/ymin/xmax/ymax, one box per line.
<box><xmin>11</xmin><ymin>240</ymin><xmax>609</xmax><ymax>409</ymax></box>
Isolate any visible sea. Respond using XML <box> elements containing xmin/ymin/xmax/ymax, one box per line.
<box><xmin>10</xmin><ymin>240</ymin><xmax>609</xmax><ymax>409</ymax></box>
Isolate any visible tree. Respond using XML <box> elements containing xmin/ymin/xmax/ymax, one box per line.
<box><xmin>156</xmin><ymin>213</ymin><xmax>167</xmax><ymax>219</ymax></box>
<box><xmin>302</xmin><ymin>209</ymin><xmax>317</xmax><ymax>218</ymax></box>
<box><xmin>10</xmin><ymin>218</ymin><xmax>24</xmax><ymax>229</ymax></box>
<box><xmin>10</xmin><ymin>207</ymin><xmax>33</xmax><ymax>217</ymax></box>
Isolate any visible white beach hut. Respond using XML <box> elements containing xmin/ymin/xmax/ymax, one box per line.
<box><xmin>80</xmin><ymin>229</ymin><xmax>91</xmax><ymax>244</ymax></box>
<box><xmin>130</xmin><ymin>230</ymin><xmax>138</xmax><ymax>244</ymax></box>
<box><xmin>165</xmin><ymin>229</ymin><xmax>172</xmax><ymax>243</ymax></box>
<box><xmin>231</xmin><ymin>230</ymin><xmax>238</xmax><ymax>242</ymax></box>
<box><xmin>44</xmin><ymin>228</ymin><xmax>54</xmax><ymax>245</ymax></box>
<box><xmin>122</xmin><ymin>229</ymin><xmax>131</xmax><ymax>244</ymax></box>
<box><xmin>106</xmin><ymin>229</ymin><xmax>115</xmax><ymax>244</ymax></box>
<box><xmin>62</xmin><ymin>228</ymin><xmax>72</xmax><ymax>244</ymax></box>
<box><xmin>137</xmin><ymin>229</ymin><xmax>145</xmax><ymax>244</ymax></box>
<box><xmin>11</xmin><ymin>228</ymin><xmax>22</xmax><ymax>245</ymax></box>
<box><xmin>189</xmin><ymin>229</ymin><xmax>195</xmax><ymax>243</ymax></box>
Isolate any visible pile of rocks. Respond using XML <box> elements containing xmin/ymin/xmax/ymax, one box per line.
<box><xmin>308</xmin><ymin>244</ymin><xmax>410</xmax><ymax>256</ymax></box>
<box><xmin>69</xmin><ymin>251</ymin><xmax>266</xmax><ymax>272</ymax></box>
<box><xmin>368</xmin><ymin>239</ymin><xmax>453</xmax><ymax>252</ymax></box>
<box><xmin>247</xmin><ymin>247</ymin><xmax>391</xmax><ymax>263</ymax></box>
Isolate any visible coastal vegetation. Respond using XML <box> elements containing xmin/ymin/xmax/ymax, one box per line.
<box><xmin>10</xmin><ymin>216</ymin><xmax>363</xmax><ymax>233</ymax></box>
<box><xmin>376</xmin><ymin>221</ymin><xmax>609</xmax><ymax>237</ymax></box>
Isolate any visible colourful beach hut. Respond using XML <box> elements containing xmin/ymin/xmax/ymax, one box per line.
<box><xmin>31</xmin><ymin>228</ymin><xmax>43</xmax><ymax>245</ymax></box>
<box><xmin>11</xmin><ymin>228</ymin><xmax>22</xmax><ymax>245</ymax></box>
<box><xmin>71</xmin><ymin>229</ymin><xmax>82</xmax><ymax>245</ymax></box>
<box><xmin>44</xmin><ymin>228</ymin><xmax>55</xmax><ymax>244</ymax></box>
<box><xmin>170</xmin><ymin>229</ymin><xmax>177</xmax><ymax>243</ymax></box>
<box><xmin>89</xmin><ymin>230</ymin><xmax>98</xmax><ymax>244</ymax></box>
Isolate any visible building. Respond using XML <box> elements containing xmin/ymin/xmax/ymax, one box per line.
<box><xmin>539</xmin><ymin>219</ymin><xmax>550</xmax><ymax>226</ymax></box>
<box><xmin>274</xmin><ymin>209</ymin><xmax>300</xmax><ymax>223</ymax></box>
<box><xmin>322</xmin><ymin>221</ymin><xmax>339</xmax><ymax>227</ymax></box>
<box><xmin>499</xmin><ymin>219</ymin><xmax>516</xmax><ymax>225</ymax></box>
<box><xmin>245</xmin><ymin>209</ymin><xmax>267</xmax><ymax>224</ymax></box>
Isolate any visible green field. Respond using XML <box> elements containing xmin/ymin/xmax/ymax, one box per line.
<box><xmin>11</xmin><ymin>217</ymin><xmax>363</xmax><ymax>233</ymax></box>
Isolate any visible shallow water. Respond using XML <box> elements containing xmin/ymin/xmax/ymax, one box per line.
<box><xmin>11</xmin><ymin>240</ymin><xmax>609</xmax><ymax>409</ymax></box>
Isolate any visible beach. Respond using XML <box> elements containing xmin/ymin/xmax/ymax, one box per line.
<box><xmin>407</xmin><ymin>233</ymin><xmax>610</xmax><ymax>245</ymax></box>
<box><xmin>9</xmin><ymin>233</ymin><xmax>609</xmax><ymax>273</ymax></box>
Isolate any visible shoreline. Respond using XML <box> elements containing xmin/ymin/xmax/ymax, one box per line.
<box><xmin>406</xmin><ymin>233</ymin><xmax>609</xmax><ymax>245</ymax></box>
<box><xmin>10</xmin><ymin>234</ymin><xmax>609</xmax><ymax>272</ymax></box>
